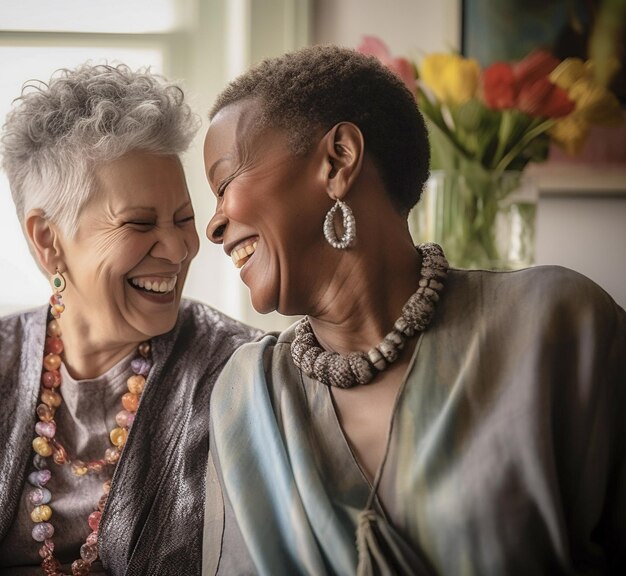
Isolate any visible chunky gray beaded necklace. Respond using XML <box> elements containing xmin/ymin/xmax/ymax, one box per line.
<box><xmin>291</xmin><ymin>243</ymin><xmax>448</xmax><ymax>388</ymax></box>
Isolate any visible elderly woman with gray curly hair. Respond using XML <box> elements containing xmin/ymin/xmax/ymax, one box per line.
<box><xmin>0</xmin><ymin>64</ymin><xmax>258</xmax><ymax>576</ymax></box>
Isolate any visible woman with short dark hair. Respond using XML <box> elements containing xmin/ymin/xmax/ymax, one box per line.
<box><xmin>202</xmin><ymin>45</ymin><xmax>625</xmax><ymax>575</ymax></box>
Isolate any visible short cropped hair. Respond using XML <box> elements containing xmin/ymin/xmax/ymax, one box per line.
<box><xmin>1</xmin><ymin>63</ymin><xmax>199</xmax><ymax>237</ymax></box>
<box><xmin>210</xmin><ymin>45</ymin><xmax>430</xmax><ymax>213</ymax></box>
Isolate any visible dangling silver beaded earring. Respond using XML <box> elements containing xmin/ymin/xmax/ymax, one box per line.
<box><xmin>49</xmin><ymin>267</ymin><xmax>66</xmax><ymax>293</ymax></box>
<box><xmin>323</xmin><ymin>198</ymin><xmax>356</xmax><ymax>250</ymax></box>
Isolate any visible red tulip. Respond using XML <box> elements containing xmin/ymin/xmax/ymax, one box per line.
<box><xmin>513</xmin><ymin>50</ymin><xmax>561</xmax><ymax>86</ymax></box>
<box><xmin>518</xmin><ymin>77</ymin><xmax>575</xmax><ymax>118</ymax></box>
<box><xmin>482</xmin><ymin>49</ymin><xmax>575</xmax><ymax>118</ymax></box>
<box><xmin>483</xmin><ymin>62</ymin><xmax>516</xmax><ymax>109</ymax></box>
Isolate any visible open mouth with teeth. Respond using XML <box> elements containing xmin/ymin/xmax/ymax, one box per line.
<box><xmin>231</xmin><ymin>240</ymin><xmax>258</xmax><ymax>269</ymax></box>
<box><xmin>129</xmin><ymin>276</ymin><xmax>178</xmax><ymax>294</ymax></box>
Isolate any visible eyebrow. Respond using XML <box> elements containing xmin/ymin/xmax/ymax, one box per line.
<box><xmin>114</xmin><ymin>206</ymin><xmax>157</xmax><ymax>216</ymax></box>
<box><xmin>175</xmin><ymin>200</ymin><xmax>194</xmax><ymax>212</ymax></box>
<box><xmin>208</xmin><ymin>158</ymin><xmax>230</xmax><ymax>184</ymax></box>
<box><xmin>113</xmin><ymin>200</ymin><xmax>193</xmax><ymax>216</ymax></box>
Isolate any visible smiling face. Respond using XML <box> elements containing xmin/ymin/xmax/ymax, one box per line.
<box><xmin>59</xmin><ymin>151</ymin><xmax>199</xmax><ymax>345</ymax></box>
<box><xmin>204</xmin><ymin>100</ymin><xmax>331</xmax><ymax>315</ymax></box>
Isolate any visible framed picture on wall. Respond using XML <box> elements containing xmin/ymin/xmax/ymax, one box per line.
<box><xmin>461</xmin><ymin>0</ymin><xmax>626</xmax><ymax>173</ymax></box>
<box><xmin>461</xmin><ymin>0</ymin><xmax>595</xmax><ymax>66</ymax></box>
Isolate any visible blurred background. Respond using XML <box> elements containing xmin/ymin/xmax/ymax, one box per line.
<box><xmin>1</xmin><ymin>0</ymin><xmax>625</xmax><ymax>331</ymax></box>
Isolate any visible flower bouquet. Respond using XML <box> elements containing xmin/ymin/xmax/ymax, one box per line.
<box><xmin>359</xmin><ymin>36</ymin><xmax>624</xmax><ymax>269</ymax></box>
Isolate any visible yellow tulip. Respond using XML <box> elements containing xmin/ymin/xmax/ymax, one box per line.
<box><xmin>549</xmin><ymin>115</ymin><xmax>589</xmax><ymax>155</ymax></box>
<box><xmin>549</xmin><ymin>58</ymin><xmax>587</xmax><ymax>91</ymax></box>
<box><xmin>420</xmin><ymin>54</ymin><xmax>480</xmax><ymax>105</ymax></box>
<box><xmin>549</xmin><ymin>57</ymin><xmax>624</xmax><ymax>154</ymax></box>
<box><xmin>568</xmin><ymin>79</ymin><xmax>623</xmax><ymax>125</ymax></box>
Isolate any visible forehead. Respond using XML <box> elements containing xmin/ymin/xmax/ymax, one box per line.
<box><xmin>204</xmin><ymin>99</ymin><xmax>305</xmax><ymax>195</ymax></box>
<box><xmin>92</xmin><ymin>151</ymin><xmax>188</xmax><ymax>208</ymax></box>
<box><xmin>204</xmin><ymin>98</ymin><xmax>291</xmax><ymax>165</ymax></box>
<box><xmin>206</xmin><ymin>99</ymin><xmax>260</xmax><ymax>144</ymax></box>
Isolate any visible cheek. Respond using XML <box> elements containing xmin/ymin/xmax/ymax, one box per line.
<box><xmin>222</xmin><ymin>164</ymin><xmax>288</xmax><ymax>222</ymax></box>
<box><xmin>81</xmin><ymin>228</ymin><xmax>137</xmax><ymax>265</ymax></box>
<box><xmin>222</xmin><ymin>185</ymin><xmax>255</xmax><ymax>223</ymax></box>
<box><xmin>89</xmin><ymin>237</ymin><xmax>152</xmax><ymax>283</ymax></box>
<box><xmin>187</xmin><ymin>228</ymin><xmax>200</xmax><ymax>259</ymax></box>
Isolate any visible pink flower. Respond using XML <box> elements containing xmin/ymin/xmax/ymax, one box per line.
<box><xmin>357</xmin><ymin>36</ymin><xmax>416</xmax><ymax>94</ymax></box>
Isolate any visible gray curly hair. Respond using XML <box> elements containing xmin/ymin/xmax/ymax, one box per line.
<box><xmin>1</xmin><ymin>63</ymin><xmax>200</xmax><ymax>237</ymax></box>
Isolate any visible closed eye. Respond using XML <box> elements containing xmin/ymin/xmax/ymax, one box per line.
<box><xmin>177</xmin><ymin>215</ymin><xmax>195</xmax><ymax>224</ymax></box>
<box><xmin>217</xmin><ymin>175</ymin><xmax>234</xmax><ymax>197</ymax></box>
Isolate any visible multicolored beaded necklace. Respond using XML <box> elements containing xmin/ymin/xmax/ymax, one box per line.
<box><xmin>28</xmin><ymin>279</ymin><xmax>152</xmax><ymax>576</ymax></box>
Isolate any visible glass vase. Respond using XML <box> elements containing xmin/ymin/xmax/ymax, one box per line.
<box><xmin>410</xmin><ymin>169</ymin><xmax>538</xmax><ymax>270</ymax></box>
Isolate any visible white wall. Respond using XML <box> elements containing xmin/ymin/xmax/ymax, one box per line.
<box><xmin>313</xmin><ymin>0</ymin><xmax>460</xmax><ymax>54</ymax></box>
<box><xmin>536</xmin><ymin>196</ymin><xmax>626</xmax><ymax>309</ymax></box>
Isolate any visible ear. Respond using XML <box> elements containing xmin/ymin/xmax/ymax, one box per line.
<box><xmin>25</xmin><ymin>210</ymin><xmax>65</xmax><ymax>275</ymax></box>
<box><xmin>321</xmin><ymin>122</ymin><xmax>364</xmax><ymax>200</ymax></box>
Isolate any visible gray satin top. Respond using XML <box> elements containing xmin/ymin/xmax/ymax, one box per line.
<box><xmin>0</xmin><ymin>299</ymin><xmax>259</xmax><ymax>576</ymax></box>
<box><xmin>205</xmin><ymin>266</ymin><xmax>626</xmax><ymax>575</ymax></box>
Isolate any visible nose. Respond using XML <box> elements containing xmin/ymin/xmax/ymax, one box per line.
<box><xmin>207</xmin><ymin>211</ymin><xmax>228</xmax><ymax>244</ymax></box>
<box><xmin>150</xmin><ymin>226</ymin><xmax>191</xmax><ymax>264</ymax></box>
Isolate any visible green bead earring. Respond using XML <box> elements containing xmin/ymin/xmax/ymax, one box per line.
<box><xmin>50</xmin><ymin>268</ymin><xmax>66</xmax><ymax>293</ymax></box>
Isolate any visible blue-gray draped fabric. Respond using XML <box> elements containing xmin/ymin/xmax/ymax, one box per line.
<box><xmin>204</xmin><ymin>266</ymin><xmax>626</xmax><ymax>575</ymax></box>
<box><xmin>0</xmin><ymin>299</ymin><xmax>259</xmax><ymax>576</ymax></box>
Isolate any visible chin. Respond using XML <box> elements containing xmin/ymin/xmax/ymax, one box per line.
<box><xmin>249</xmin><ymin>288</ymin><xmax>280</xmax><ymax>316</ymax></box>
<box><xmin>247</xmin><ymin>263</ymin><xmax>290</xmax><ymax>315</ymax></box>
<box><xmin>250</xmin><ymin>299</ymin><xmax>277</xmax><ymax>316</ymax></box>
<box><xmin>250</xmin><ymin>289</ymin><xmax>303</xmax><ymax>318</ymax></box>
<box><xmin>139</xmin><ymin>309</ymin><xmax>180</xmax><ymax>338</ymax></box>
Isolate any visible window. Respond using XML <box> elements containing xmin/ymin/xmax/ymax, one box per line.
<box><xmin>0</xmin><ymin>0</ymin><xmax>190</xmax><ymax>34</ymax></box>
<box><xmin>1</xmin><ymin>0</ymin><xmax>310</xmax><ymax>331</ymax></box>
<box><xmin>0</xmin><ymin>38</ymin><xmax>169</xmax><ymax>314</ymax></box>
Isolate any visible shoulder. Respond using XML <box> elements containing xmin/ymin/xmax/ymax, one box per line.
<box><xmin>0</xmin><ymin>306</ymin><xmax>47</xmax><ymax>361</ymax></box>
<box><xmin>445</xmin><ymin>265</ymin><xmax>622</xmax><ymax>324</ymax></box>
<box><xmin>447</xmin><ymin>264</ymin><xmax>606</xmax><ymax>295</ymax></box>
<box><xmin>0</xmin><ymin>306</ymin><xmax>47</xmax><ymax>393</ymax></box>
<box><xmin>0</xmin><ymin>305</ymin><xmax>45</xmax><ymax>331</ymax></box>
<box><xmin>210</xmin><ymin>326</ymin><xmax>300</xmax><ymax>426</ymax></box>
<box><xmin>149</xmin><ymin>299</ymin><xmax>261</xmax><ymax>380</ymax></box>
<box><xmin>226</xmin><ymin>319</ymin><xmax>296</xmax><ymax>364</ymax></box>
<box><xmin>437</xmin><ymin>266</ymin><xmax>625</xmax><ymax>380</ymax></box>
<box><xmin>174</xmin><ymin>298</ymin><xmax>262</xmax><ymax>344</ymax></box>
<box><xmin>223</xmin><ymin>328</ymin><xmax>284</xmax><ymax>370</ymax></box>
<box><xmin>213</xmin><ymin>322</ymin><xmax>297</xmax><ymax>392</ymax></box>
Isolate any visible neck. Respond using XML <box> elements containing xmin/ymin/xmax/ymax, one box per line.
<box><xmin>308</xmin><ymin>235</ymin><xmax>421</xmax><ymax>355</ymax></box>
<box><xmin>54</xmin><ymin>311</ymin><xmax>141</xmax><ymax>380</ymax></box>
